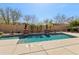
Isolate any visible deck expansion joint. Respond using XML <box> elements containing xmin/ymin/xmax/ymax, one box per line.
<box><xmin>18</xmin><ymin>50</ymin><xmax>46</xmax><ymax>55</ymax></box>
<box><xmin>40</xmin><ymin>45</ymin><xmax>49</xmax><ymax>55</ymax></box>
<box><xmin>18</xmin><ymin>42</ymin><xmax>79</xmax><ymax>55</ymax></box>
<box><xmin>42</xmin><ymin>42</ymin><xmax>79</xmax><ymax>51</ymax></box>
<box><xmin>12</xmin><ymin>44</ymin><xmax>19</xmax><ymax>54</ymax></box>
<box><xmin>64</xmin><ymin>47</ymin><xmax>78</xmax><ymax>55</ymax></box>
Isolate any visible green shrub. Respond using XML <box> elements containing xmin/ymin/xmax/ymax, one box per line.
<box><xmin>69</xmin><ymin>20</ymin><xmax>79</xmax><ymax>27</ymax></box>
<box><xmin>70</xmin><ymin>28</ymin><xmax>75</xmax><ymax>32</ymax></box>
<box><xmin>0</xmin><ymin>32</ymin><xmax>4</xmax><ymax>35</ymax></box>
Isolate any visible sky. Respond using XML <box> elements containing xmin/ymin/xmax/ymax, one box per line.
<box><xmin>0</xmin><ymin>3</ymin><xmax>79</xmax><ymax>23</ymax></box>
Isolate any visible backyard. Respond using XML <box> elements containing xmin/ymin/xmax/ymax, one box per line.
<box><xmin>0</xmin><ymin>4</ymin><xmax>79</xmax><ymax>55</ymax></box>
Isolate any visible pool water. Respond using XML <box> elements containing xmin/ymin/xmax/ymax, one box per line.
<box><xmin>0</xmin><ymin>36</ymin><xmax>18</xmax><ymax>40</ymax></box>
<box><xmin>18</xmin><ymin>33</ymin><xmax>76</xmax><ymax>44</ymax></box>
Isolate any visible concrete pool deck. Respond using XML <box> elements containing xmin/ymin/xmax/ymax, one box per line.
<box><xmin>0</xmin><ymin>32</ymin><xmax>79</xmax><ymax>55</ymax></box>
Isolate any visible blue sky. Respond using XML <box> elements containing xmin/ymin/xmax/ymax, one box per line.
<box><xmin>0</xmin><ymin>3</ymin><xmax>79</xmax><ymax>22</ymax></box>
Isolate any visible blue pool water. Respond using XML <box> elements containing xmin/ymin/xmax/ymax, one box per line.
<box><xmin>18</xmin><ymin>33</ymin><xmax>76</xmax><ymax>43</ymax></box>
<box><xmin>0</xmin><ymin>33</ymin><xmax>76</xmax><ymax>43</ymax></box>
<box><xmin>0</xmin><ymin>36</ymin><xmax>18</xmax><ymax>40</ymax></box>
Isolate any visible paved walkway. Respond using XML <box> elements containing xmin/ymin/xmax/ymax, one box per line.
<box><xmin>0</xmin><ymin>32</ymin><xmax>79</xmax><ymax>55</ymax></box>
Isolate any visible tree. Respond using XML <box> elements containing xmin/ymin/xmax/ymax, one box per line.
<box><xmin>44</xmin><ymin>19</ymin><xmax>53</xmax><ymax>30</ymax></box>
<box><xmin>36</xmin><ymin>24</ymin><xmax>42</xmax><ymax>32</ymax></box>
<box><xmin>23</xmin><ymin>15</ymin><xmax>37</xmax><ymax>33</ymax></box>
<box><xmin>10</xmin><ymin>9</ymin><xmax>22</xmax><ymax>33</ymax></box>
<box><xmin>49</xmin><ymin>19</ymin><xmax>53</xmax><ymax>24</ymax></box>
<box><xmin>30</xmin><ymin>24</ymin><xmax>35</xmax><ymax>33</ymax></box>
<box><xmin>5</xmin><ymin>8</ymin><xmax>11</xmax><ymax>24</ymax></box>
<box><xmin>0</xmin><ymin>8</ymin><xmax>7</xmax><ymax>24</ymax></box>
<box><xmin>69</xmin><ymin>20</ymin><xmax>79</xmax><ymax>27</ymax></box>
<box><xmin>54</xmin><ymin>14</ymin><xmax>66</xmax><ymax>24</ymax></box>
<box><xmin>36</xmin><ymin>25</ymin><xmax>39</xmax><ymax>32</ymax></box>
<box><xmin>67</xmin><ymin>19</ymin><xmax>79</xmax><ymax>32</ymax></box>
<box><xmin>0</xmin><ymin>8</ymin><xmax>12</xmax><ymax>24</ymax></box>
<box><xmin>10</xmin><ymin>9</ymin><xmax>22</xmax><ymax>25</ymax></box>
<box><xmin>39</xmin><ymin>25</ymin><xmax>42</xmax><ymax>32</ymax></box>
<box><xmin>44</xmin><ymin>19</ymin><xmax>49</xmax><ymax>30</ymax></box>
<box><xmin>24</xmin><ymin>15</ymin><xmax>37</xmax><ymax>24</ymax></box>
<box><xmin>49</xmin><ymin>19</ymin><xmax>53</xmax><ymax>30</ymax></box>
<box><xmin>24</xmin><ymin>15</ymin><xmax>31</xmax><ymax>24</ymax></box>
<box><xmin>66</xmin><ymin>16</ymin><xmax>75</xmax><ymax>23</ymax></box>
<box><xmin>44</xmin><ymin>19</ymin><xmax>49</xmax><ymax>24</ymax></box>
<box><xmin>30</xmin><ymin>15</ymin><xmax>37</xmax><ymax>24</ymax></box>
<box><xmin>0</xmin><ymin>8</ymin><xmax>22</xmax><ymax>24</ymax></box>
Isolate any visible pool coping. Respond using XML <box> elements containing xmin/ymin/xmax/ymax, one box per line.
<box><xmin>0</xmin><ymin>32</ymin><xmax>79</xmax><ymax>55</ymax></box>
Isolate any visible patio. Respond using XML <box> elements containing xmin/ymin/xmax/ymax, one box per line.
<box><xmin>0</xmin><ymin>32</ymin><xmax>79</xmax><ymax>55</ymax></box>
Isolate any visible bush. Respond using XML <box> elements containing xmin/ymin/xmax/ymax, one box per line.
<box><xmin>70</xmin><ymin>28</ymin><xmax>75</xmax><ymax>32</ymax></box>
<box><xmin>0</xmin><ymin>32</ymin><xmax>4</xmax><ymax>35</ymax></box>
<box><xmin>69</xmin><ymin>20</ymin><xmax>79</xmax><ymax>27</ymax></box>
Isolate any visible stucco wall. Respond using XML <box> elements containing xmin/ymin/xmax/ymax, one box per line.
<box><xmin>0</xmin><ymin>24</ymin><xmax>25</xmax><ymax>33</ymax></box>
<box><xmin>0</xmin><ymin>24</ymin><xmax>67</xmax><ymax>33</ymax></box>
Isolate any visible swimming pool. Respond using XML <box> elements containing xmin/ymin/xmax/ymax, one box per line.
<box><xmin>0</xmin><ymin>35</ymin><xmax>19</xmax><ymax>40</ymax></box>
<box><xmin>17</xmin><ymin>33</ymin><xmax>76</xmax><ymax>44</ymax></box>
<box><xmin>0</xmin><ymin>33</ymin><xmax>76</xmax><ymax>43</ymax></box>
